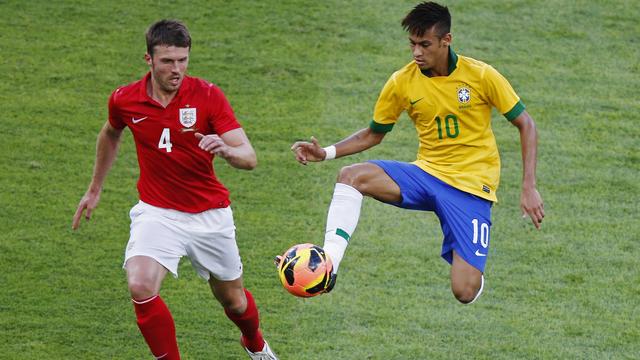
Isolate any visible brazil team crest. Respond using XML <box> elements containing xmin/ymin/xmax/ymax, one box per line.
<box><xmin>179</xmin><ymin>107</ymin><xmax>197</xmax><ymax>128</ymax></box>
<box><xmin>457</xmin><ymin>86</ymin><xmax>471</xmax><ymax>104</ymax></box>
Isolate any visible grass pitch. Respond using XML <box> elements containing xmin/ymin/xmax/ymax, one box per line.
<box><xmin>1</xmin><ymin>0</ymin><xmax>638</xmax><ymax>359</ymax></box>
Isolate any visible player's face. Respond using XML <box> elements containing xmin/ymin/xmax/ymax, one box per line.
<box><xmin>145</xmin><ymin>45</ymin><xmax>190</xmax><ymax>94</ymax></box>
<box><xmin>409</xmin><ymin>28</ymin><xmax>451</xmax><ymax>71</ymax></box>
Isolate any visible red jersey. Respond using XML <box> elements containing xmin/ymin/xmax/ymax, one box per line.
<box><xmin>108</xmin><ymin>73</ymin><xmax>241</xmax><ymax>213</ymax></box>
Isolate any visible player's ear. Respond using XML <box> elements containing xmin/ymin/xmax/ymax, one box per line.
<box><xmin>441</xmin><ymin>32</ymin><xmax>452</xmax><ymax>47</ymax></box>
<box><xmin>144</xmin><ymin>53</ymin><xmax>152</xmax><ymax>66</ymax></box>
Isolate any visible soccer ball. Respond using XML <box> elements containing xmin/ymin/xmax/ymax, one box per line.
<box><xmin>277</xmin><ymin>243</ymin><xmax>333</xmax><ymax>298</ymax></box>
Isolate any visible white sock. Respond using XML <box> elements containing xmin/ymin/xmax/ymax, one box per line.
<box><xmin>323</xmin><ymin>183</ymin><xmax>363</xmax><ymax>273</ymax></box>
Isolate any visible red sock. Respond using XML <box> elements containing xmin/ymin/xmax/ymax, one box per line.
<box><xmin>224</xmin><ymin>288</ymin><xmax>264</xmax><ymax>352</ymax></box>
<box><xmin>133</xmin><ymin>295</ymin><xmax>180</xmax><ymax>360</ymax></box>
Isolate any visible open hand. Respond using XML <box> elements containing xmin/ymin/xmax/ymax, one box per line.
<box><xmin>290</xmin><ymin>136</ymin><xmax>325</xmax><ymax>165</ymax></box>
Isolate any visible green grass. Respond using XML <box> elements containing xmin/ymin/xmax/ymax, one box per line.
<box><xmin>1</xmin><ymin>0</ymin><xmax>639</xmax><ymax>359</ymax></box>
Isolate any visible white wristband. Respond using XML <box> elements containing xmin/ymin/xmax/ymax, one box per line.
<box><xmin>323</xmin><ymin>145</ymin><xmax>336</xmax><ymax>160</ymax></box>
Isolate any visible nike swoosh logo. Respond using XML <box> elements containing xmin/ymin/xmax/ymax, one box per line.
<box><xmin>410</xmin><ymin>97</ymin><xmax>424</xmax><ymax>106</ymax></box>
<box><xmin>132</xmin><ymin>116</ymin><xmax>148</xmax><ymax>124</ymax></box>
<box><xmin>475</xmin><ymin>250</ymin><xmax>487</xmax><ymax>257</ymax></box>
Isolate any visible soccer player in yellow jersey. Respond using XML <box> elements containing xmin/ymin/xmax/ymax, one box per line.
<box><xmin>289</xmin><ymin>1</ymin><xmax>544</xmax><ymax>303</ymax></box>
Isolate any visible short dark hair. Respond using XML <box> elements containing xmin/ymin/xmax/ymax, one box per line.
<box><xmin>145</xmin><ymin>19</ymin><xmax>191</xmax><ymax>56</ymax></box>
<box><xmin>401</xmin><ymin>2</ymin><xmax>451</xmax><ymax>38</ymax></box>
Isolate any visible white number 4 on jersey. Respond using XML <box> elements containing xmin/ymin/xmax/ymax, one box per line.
<box><xmin>158</xmin><ymin>128</ymin><xmax>173</xmax><ymax>153</ymax></box>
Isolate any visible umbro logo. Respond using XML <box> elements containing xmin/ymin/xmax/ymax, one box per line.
<box><xmin>132</xmin><ymin>116</ymin><xmax>148</xmax><ymax>124</ymax></box>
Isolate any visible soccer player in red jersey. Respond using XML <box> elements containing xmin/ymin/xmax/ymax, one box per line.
<box><xmin>72</xmin><ymin>20</ymin><xmax>277</xmax><ymax>360</ymax></box>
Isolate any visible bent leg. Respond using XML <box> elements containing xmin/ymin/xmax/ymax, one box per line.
<box><xmin>209</xmin><ymin>276</ymin><xmax>246</xmax><ymax>313</ymax></box>
<box><xmin>126</xmin><ymin>255</ymin><xmax>168</xmax><ymax>300</ymax></box>
<box><xmin>323</xmin><ymin>162</ymin><xmax>401</xmax><ymax>274</ymax></box>
<box><xmin>450</xmin><ymin>251</ymin><xmax>484</xmax><ymax>304</ymax></box>
<box><xmin>210</xmin><ymin>276</ymin><xmax>265</xmax><ymax>353</ymax></box>
<box><xmin>126</xmin><ymin>256</ymin><xmax>180</xmax><ymax>359</ymax></box>
<box><xmin>338</xmin><ymin>162</ymin><xmax>401</xmax><ymax>203</ymax></box>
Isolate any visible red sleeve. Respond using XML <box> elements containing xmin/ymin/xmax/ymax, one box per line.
<box><xmin>207</xmin><ymin>84</ymin><xmax>241</xmax><ymax>135</ymax></box>
<box><xmin>108</xmin><ymin>88</ymin><xmax>126</xmax><ymax>130</ymax></box>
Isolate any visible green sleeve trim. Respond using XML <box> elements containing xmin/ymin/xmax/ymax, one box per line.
<box><xmin>369</xmin><ymin>120</ymin><xmax>395</xmax><ymax>133</ymax></box>
<box><xmin>504</xmin><ymin>100</ymin><xmax>526</xmax><ymax>121</ymax></box>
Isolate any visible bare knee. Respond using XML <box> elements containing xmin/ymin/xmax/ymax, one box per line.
<box><xmin>210</xmin><ymin>278</ymin><xmax>247</xmax><ymax>314</ymax></box>
<box><xmin>450</xmin><ymin>252</ymin><xmax>484</xmax><ymax>304</ymax></box>
<box><xmin>338</xmin><ymin>164</ymin><xmax>360</xmax><ymax>186</ymax></box>
<box><xmin>218</xmin><ymin>291</ymin><xmax>246</xmax><ymax>314</ymax></box>
<box><xmin>337</xmin><ymin>164</ymin><xmax>371</xmax><ymax>193</ymax></box>
<box><xmin>128</xmin><ymin>277</ymin><xmax>158</xmax><ymax>300</ymax></box>
<box><xmin>125</xmin><ymin>256</ymin><xmax>166</xmax><ymax>300</ymax></box>
<box><xmin>451</xmin><ymin>284</ymin><xmax>479</xmax><ymax>304</ymax></box>
<box><xmin>451</xmin><ymin>275</ymin><xmax>484</xmax><ymax>304</ymax></box>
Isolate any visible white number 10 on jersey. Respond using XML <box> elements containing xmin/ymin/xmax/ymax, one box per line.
<box><xmin>158</xmin><ymin>128</ymin><xmax>173</xmax><ymax>153</ymax></box>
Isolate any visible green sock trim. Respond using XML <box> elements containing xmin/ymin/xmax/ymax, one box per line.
<box><xmin>336</xmin><ymin>228</ymin><xmax>351</xmax><ymax>242</ymax></box>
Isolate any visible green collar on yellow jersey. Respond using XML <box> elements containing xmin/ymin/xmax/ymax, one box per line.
<box><xmin>421</xmin><ymin>47</ymin><xmax>458</xmax><ymax>77</ymax></box>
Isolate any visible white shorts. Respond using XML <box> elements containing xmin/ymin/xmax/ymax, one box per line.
<box><xmin>123</xmin><ymin>201</ymin><xmax>243</xmax><ymax>281</ymax></box>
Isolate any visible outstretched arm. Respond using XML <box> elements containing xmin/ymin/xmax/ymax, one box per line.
<box><xmin>291</xmin><ymin>127</ymin><xmax>386</xmax><ymax>165</ymax></box>
<box><xmin>511</xmin><ymin>110</ymin><xmax>544</xmax><ymax>229</ymax></box>
<box><xmin>72</xmin><ymin>121</ymin><xmax>124</xmax><ymax>230</ymax></box>
<box><xmin>195</xmin><ymin>128</ymin><xmax>257</xmax><ymax>170</ymax></box>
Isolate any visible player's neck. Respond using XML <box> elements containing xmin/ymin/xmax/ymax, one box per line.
<box><xmin>147</xmin><ymin>78</ymin><xmax>178</xmax><ymax>108</ymax></box>
<box><xmin>429</xmin><ymin>53</ymin><xmax>450</xmax><ymax>77</ymax></box>
<box><xmin>429</xmin><ymin>63</ymin><xmax>448</xmax><ymax>77</ymax></box>
<box><xmin>422</xmin><ymin>47</ymin><xmax>452</xmax><ymax>77</ymax></box>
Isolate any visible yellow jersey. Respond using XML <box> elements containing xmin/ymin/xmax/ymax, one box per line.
<box><xmin>371</xmin><ymin>48</ymin><xmax>525</xmax><ymax>202</ymax></box>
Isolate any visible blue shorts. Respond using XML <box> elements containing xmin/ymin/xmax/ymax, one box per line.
<box><xmin>369</xmin><ymin>160</ymin><xmax>493</xmax><ymax>272</ymax></box>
